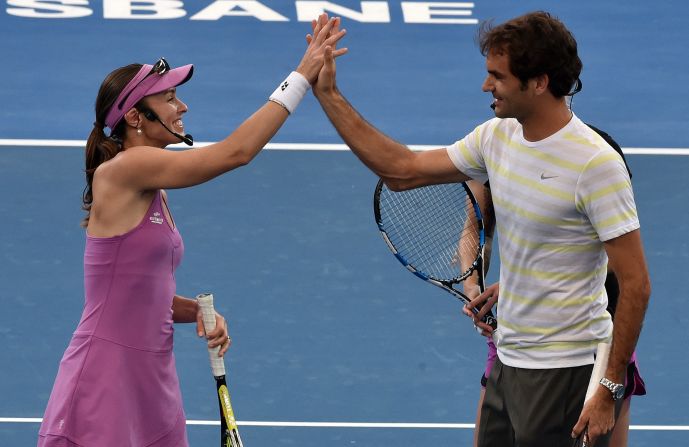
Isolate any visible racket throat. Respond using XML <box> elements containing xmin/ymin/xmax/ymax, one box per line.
<box><xmin>218</xmin><ymin>384</ymin><xmax>238</xmax><ymax>428</ymax></box>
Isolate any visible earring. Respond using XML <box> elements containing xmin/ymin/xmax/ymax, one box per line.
<box><xmin>137</xmin><ymin>128</ymin><xmax>142</xmax><ymax>135</ymax></box>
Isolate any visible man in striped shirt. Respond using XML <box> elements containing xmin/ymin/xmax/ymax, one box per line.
<box><xmin>311</xmin><ymin>10</ymin><xmax>651</xmax><ymax>447</ymax></box>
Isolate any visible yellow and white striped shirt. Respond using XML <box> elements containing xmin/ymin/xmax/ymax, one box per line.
<box><xmin>447</xmin><ymin>115</ymin><xmax>639</xmax><ymax>368</ymax></box>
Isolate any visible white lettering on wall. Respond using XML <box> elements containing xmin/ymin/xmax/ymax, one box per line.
<box><xmin>401</xmin><ymin>2</ymin><xmax>476</xmax><ymax>24</ymax></box>
<box><xmin>7</xmin><ymin>0</ymin><xmax>92</xmax><ymax>18</ymax></box>
<box><xmin>4</xmin><ymin>1</ymin><xmax>476</xmax><ymax>23</ymax></box>
<box><xmin>192</xmin><ymin>1</ymin><xmax>288</xmax><ymax>21</ymax></box>
<box><xmin>104</xmin><ymin>0</ymin><xmax>186</xmax><ymax>19</ymax></box>
<box><xmin>296</xmin><ymin>1</ymin><xmax>390</xmax><ymax>23</ymax></box>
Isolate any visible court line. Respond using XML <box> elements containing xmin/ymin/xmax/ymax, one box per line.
<box><xmin>2</xmin><ymin>418</ymin><xmax>688</xmax><ymax>430</ymax></box>
<box><xmin>0</xmin><ymin>139</ymin><xmax>688</xmax><ymax>155</ymax></box>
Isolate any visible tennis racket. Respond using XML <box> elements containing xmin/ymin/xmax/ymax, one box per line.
<box><xmin>572</xmin><ymin>341</ymin><xmax>613</xmax><ymax>447</ymax></box>
<box><xmin>584</xmin><ymin>342</ymin><xmax>612</xmax><ymax>402</ymax></box>
<box><xmin>373</xmin><ymin>179</ymin><xmax>497</xmax><ymax>329</ymax></box>
<box><xmin>197</xmin><ymin>293</ymin><xmax>244</xmax><ymax>447</ymax></box>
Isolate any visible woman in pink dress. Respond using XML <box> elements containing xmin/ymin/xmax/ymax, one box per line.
<box><xmin>38</xmin><ymin>15</ymin><xmax>347</xmax><ymax>447</ymax></box>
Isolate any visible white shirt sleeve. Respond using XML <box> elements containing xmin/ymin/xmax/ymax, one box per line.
<box><xmin>575</xmin><ymin>149</ymin><xmax>640</xmax><ymax>241</ymax></box>
<box><xmin>445</xmin><ymin>120</ymin><xmax>495</xmax><ymax>184</ymax></box>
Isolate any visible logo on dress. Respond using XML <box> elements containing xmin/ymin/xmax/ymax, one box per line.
<box><xmin>149</xmin><ymin>212</ymin><xmax>164</xmax><ymax>225</ymax></box>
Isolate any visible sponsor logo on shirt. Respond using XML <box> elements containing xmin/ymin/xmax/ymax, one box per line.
<box><xmin>149</xmin><ymin>212</ymin><xmax>164</xmax><ymax>225</ymax></box>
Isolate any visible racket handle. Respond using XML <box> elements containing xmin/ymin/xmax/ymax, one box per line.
<box><xmin>584</xmin><ymin>342</ymin><xmax>611</xmax><ymax>402</ymax></box>
<box><xmin>482</xmin><ymin>313</ymin><xmax>497</xmax><ymax>330</ymax></box>
<box><xmin>197</xmin><ymin>293</ymin><xmax>226</xmax><ymax>377</ymax></box>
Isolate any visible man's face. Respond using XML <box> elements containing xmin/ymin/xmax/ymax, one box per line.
<box><xmin>481</xmin><ymin>50</ymin><xmax>533</xmax><ymax>120</ymax></box>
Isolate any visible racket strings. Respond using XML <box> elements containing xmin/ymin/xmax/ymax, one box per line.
<box><xmin>378</xmin><ymin>183</ymin><xmax>481</xmax><ymax>281</ymax></box>
<box><xmin>231</xmin><ymin>429</ymin><xmax>244</xmax><ymax>447</ymax></box>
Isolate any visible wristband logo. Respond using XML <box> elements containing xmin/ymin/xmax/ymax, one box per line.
<box><xmin>281</xmin><ymin>81</ymin><xmax>289</xmax><ymax>91</ymax></box>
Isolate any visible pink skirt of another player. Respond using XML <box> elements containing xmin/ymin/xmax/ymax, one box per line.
<box><xmin>481</xmin><ymin>338</ymin><xmax>646</xmax><ymax>399</ymax></box>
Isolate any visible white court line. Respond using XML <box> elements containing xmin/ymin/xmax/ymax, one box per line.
<box><xmin>0</xmin><ymin>139</ymin><xmax>688</xmax><ymax>155</ymax></box>
<box><xmin>2</xmin><ymin>418</ymin><xmax>688</xmax><ymax>430</ymax></box>
<box><xmin>188</xmin><ymin>421</ymin><xmax>476</xmax><ymax>428</ymax></box>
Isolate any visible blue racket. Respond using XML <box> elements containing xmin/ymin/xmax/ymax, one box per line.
<box><xmin>373</xmin><ymin>179</ymin><xmax>497</xmax><ymax>329</ymax></box>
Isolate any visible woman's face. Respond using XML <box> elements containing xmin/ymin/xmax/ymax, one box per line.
<box><xmin>140</xmin><ymin>88</ymin><xmax>188</xmax><ymax>146</ymax></box>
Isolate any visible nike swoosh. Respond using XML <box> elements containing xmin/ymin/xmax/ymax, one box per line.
<box><xmin>540</xmin><ymin>173</ymin><xmax>558</xmax><ymax>180</ymax></box>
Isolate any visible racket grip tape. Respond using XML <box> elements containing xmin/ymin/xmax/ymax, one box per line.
<box><xmin>196</xmin><ymin>293</ymin><xmax>226</xmax><ymax>377</ymax></box>
<box><xmin>584</xmin><ymin>342</ymin><xmax>611</xmax><ymax>402</ymax></box>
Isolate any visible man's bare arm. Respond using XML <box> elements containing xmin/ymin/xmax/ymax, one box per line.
<box><xmin>313</xmin><ymin>47</ymin><xmax>468</xmax><ymax>190</ymax></box>
<box><xmin>604</xmin><ymin>229</ymin><xmax>651</xmax><ymax>382</ymax></box>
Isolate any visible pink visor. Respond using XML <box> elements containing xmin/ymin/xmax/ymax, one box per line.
<box><xmin>105</xmin><ymin>60</ymin><xmax>193</xmax><ymax>131</ymax></box>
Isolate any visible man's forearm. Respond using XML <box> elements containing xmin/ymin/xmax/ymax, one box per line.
<box><xmin>316</xmin><ymin>88</ymin><xmax>415</xmax><ymax>182</ymax></box>
<box><xmin>605</xmin><ymin>278</ymin><xmax>651</xmax><ymax>383</ymax></box>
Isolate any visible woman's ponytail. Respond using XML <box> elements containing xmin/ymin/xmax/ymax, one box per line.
<box><xmin>81</xmin><ymin>64</ymin><xmax>142</xmax><ymax>227</ymax></box>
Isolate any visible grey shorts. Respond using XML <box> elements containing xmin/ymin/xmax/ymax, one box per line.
<box><xmin>477</xmin><ymin>357</ymin><xmax>618</xmax><ymax>447</ymax></box>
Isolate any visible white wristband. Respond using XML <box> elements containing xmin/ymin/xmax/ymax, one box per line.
<box><xmin>269</xmin><ymin>71</ymin><xmax>310</xmax><ymax>114</ymax></box>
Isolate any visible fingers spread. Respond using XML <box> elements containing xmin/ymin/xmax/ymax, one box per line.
<box><xmin>312</xmin><ymin>13</ymin><xmax>326</xmax><ymax>40</ymax></box>
<box><xmin>313</xmin><ymin>13</ymin><xmax>331</xmax><ymax>41</ymax></box>
<box><xmin>324</xmin><ymin>28</ymin><xmax>347</xmax><ymax>47</ymax></box>
<box><xmin>330</xmin><ymin>16</ymin><xmax>341</xmax><ymax>38</ymax></box>
<box><xmin>315</xmin><ymin>18</ymin><xmax>337</xmax><ymax>45</ymax></box>
<box><xmin>332</xmin><ymin>47</ymin><xmax>349</xmax><ymax>58</ymax></box>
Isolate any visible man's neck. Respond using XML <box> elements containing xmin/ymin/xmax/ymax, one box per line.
<box><xmin>520</xmin><ymin>100</ymin><xmax>573</xmax><ymax>142</ymax></box>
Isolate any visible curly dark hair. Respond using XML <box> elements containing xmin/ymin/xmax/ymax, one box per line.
<box><xmin>478</xmin><ymin>11</ymin><xmax>582</xmax><ymax>98</ymax></box>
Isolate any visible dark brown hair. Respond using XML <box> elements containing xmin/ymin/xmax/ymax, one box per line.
<box><xmin>81</xmin><ymin>64</ymin><xmax>142</xmax><ymax>227</ymax></box>
<box><xmin>478</xmin><ymin>11</ymin><xmax>582</xmax><ymax>97</ymax></box>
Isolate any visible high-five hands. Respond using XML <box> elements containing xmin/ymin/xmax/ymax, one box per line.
<box><xmin>305</xmin><ymin>13</ymin><xmax>347</xmax><ymax>96</ymax></box>
<box><xmin>297</xmin><ymin>13</ymin><xmax>348</xmax><ymax>84</ymax></box>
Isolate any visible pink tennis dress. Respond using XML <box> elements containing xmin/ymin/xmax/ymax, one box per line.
<box><xmin>38</xmin><ymin>191</ymin><xmax>188</xmax><ymax>447</ymax></box>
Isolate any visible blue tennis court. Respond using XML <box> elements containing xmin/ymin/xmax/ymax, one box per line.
<box><xmin>1</xmin><ymin>1</ymin><xmax>688</xmax><ymax>446</ymax></box>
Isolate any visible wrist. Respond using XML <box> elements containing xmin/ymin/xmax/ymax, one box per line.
<box><xmin>599</xmin><ymin>377</ymin><xmax>625</xmax><ymax>401</ymax></box>
<box><xmin>313</xmin><ymin>84</ymin><xmax>340</xmax><ymax>103</ymax></box>
<box><xmin>269</xmin><ymin>71</ymin><xmax>310</xmax><ymax>114</ymax></box>
<box><xmin>294</xmin><ymin>66</ymin><xmax>312</xmax><ymax>84</ymax></box>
